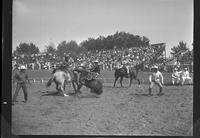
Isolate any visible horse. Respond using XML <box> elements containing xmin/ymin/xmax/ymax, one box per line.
<box><xmin>73</xmin><ymin>67</ymin><xmax>103</xmax><ymax>96</ymax></box>
<box><xmin>46</xmin><ymin>70</ymin><xmax>79</xmax><ymax>96</ymax></box>
<box><xmin>113</xmin><ymin>62</ymin><xmax>145</xmax><ymax>87</ymax></box>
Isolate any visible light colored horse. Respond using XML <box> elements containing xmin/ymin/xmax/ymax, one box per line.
<box><xmin>46</xmin><ymin>70</ymin><xmax>77</xmax><ymax>96</ymax></box>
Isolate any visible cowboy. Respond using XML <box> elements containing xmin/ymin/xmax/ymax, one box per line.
<box><xmin>122</xmin><ymin>60</ymin><xmax>129</xmax><ymax>77</ymax></box>
<box><xmin>90</xmin><ymin>60</ymin><xmax>100</xmax><ymax>74</ymax></box>
<box><xmin>63</xmin><ymin>53</ymin><xmax>70</xmax><ymax>64</ymax></box>
<box><xmin>180</xmin><ymin>67</ymin><xmax>192</xmax><ymax>85</ymax></box>
<box><xmin>12</xmin><ymin>65</ymin><xmax>31</xmax><ymax>105</ymax></box>
<box><xmin>172</xmin><ymin>67</ymin><xmax>181</xmax><ymax>85</ymax></box>
<box><xmin>62</xmin><ymin>54</ymin><xmax>70</xmax><ymax>68</ymax></box>
<box><xmin>78</xmin><ymin>61</ymin><xmax>88</xmax><ymax>85</ymax></box>
<box><xmin>149</xmin><ymin>65</ymin><xmax>164</xmax><ymax>96</ymax></box>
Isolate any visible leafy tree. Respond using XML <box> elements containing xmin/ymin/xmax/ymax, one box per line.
<box><xmin>56</xmin><ymin>40</ymin><xmax>80</xmax><ymax>57</ymax></box>
<box><xmin>170</xmin><ymin>41</ymin><xmax>189</xmax><ymax>56</ymax></box>
<box><xmin>14</xmin><ymin>42</ymin><xmax>40</xmax><ymax>55</ymax></box>
<box><xmin>170</xmin><ymin>41</ymin><xmax>192</xmax><ymax>63</ymax></box>
<box><xmin>45</xmin><ymin>42</ymin><xmax>56</xmax><ymax>54</ymax></box>
<box><xmin>79</xmin><ymin>31</ymin><xmax>151</xmax><ymax>51</ymax></box>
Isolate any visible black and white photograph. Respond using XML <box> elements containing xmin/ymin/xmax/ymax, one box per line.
<box><xmin>11</xmin><ymin>0</ymin><xmax>193</xmax><ymax>136</ymax></box>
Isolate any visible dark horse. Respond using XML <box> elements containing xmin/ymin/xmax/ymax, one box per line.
<box><xmin>73</xmin><ymin>67</ymin><xmax>103</xmax><ymax>95</ymax></box>
<box><xmin>113</xmin><ymin>62</ymin><xmax>145</xmax><ymax>87</ymax></box>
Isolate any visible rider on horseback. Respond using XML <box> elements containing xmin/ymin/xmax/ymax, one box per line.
<box><xmin>122</xmin><ymin>59</ymin><xmax>130</xmax><ymax>77</ymax></box>
<box><xmin>77</xmin><ymin>60</ymin><xmax>100</xmax><ymax>85</ymax></box>
<box><xmin>90</xmin><ymin>60</ymin><xmax>100</xmax><ymax>74</ymax></box>
<box><xmin>78</xmin><ymin>61</ymin><xmax>89</xmax><ymax>85</ymax></box>
<box><xmin>52</xmin><ymin>53</ymin><xmax>74</xmax><ymax>74</ymax></box>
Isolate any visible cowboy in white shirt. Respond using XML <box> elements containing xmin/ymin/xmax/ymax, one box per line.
<box><xmin>172</xmin><ymin>67</ymin><xmax>181</xmax><ymax>85</ymax></box>
<box><xmin>181</xmin><ymin>67</ymin><xmax>192</xmax><ymax>85</ymax></box>
<box><xmin>149</xmin><ymin>65</ymin><xmax>164</xmax><ymax>96</ymax></box>
<box><xmin>122</xmin><ymin>60</ymin><xmax>130</xmax><ymax>77</ymax></box>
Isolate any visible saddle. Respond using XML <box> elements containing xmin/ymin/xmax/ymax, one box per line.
<box><xmin>52</xmin><ymin>67</ymin><xmax>69</xmax><ymax>74</ymax></box>
<box><xmin>81</xmin><ymin>71</ymin><xmax>99</xmax><ymax>81</ymax></box>
<box><xmin>120</xmin><ymin>67</ymin><xmax>128</xmax><ymax>74</ymax></box>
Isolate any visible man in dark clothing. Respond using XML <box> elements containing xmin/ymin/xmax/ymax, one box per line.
<box><xmin>12</xmin><ymin>65</ymin><xmax>31</xmax><ymax>105</ymax></box>
<box><xmin>90</xmin><ymin>60</ymin><xmax>100</xmax><ymax>74</ymax></box>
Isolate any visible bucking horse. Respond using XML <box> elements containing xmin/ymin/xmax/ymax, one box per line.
<box><xmin>46</xmin><ymin>66</ymin><xmax>103</xmax><ymax>97</ymax></box>
<box><xmin>73</xmin><ymin>66</ymin><xmax>103</xmax><ymax>96</ymax></box>
<box><xmin>46</xmin><ymin>67</ymin><xmax>79</xmax><ymax>96</ymax></box>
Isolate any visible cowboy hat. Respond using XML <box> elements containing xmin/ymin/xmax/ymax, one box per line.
<box><xmin>151</xmin><ymin>65</ymin><xmax>158</xmax><ymax>69</ymax></box>
<box><xmin>20</xmin><ymin>65</ymin><xmax>26</xmax><ymax>70</ymax></box>
<box><xmin>94</xmin><ymin>60</ymin><xmax>99</xmax><ymax>63</ymax></box>
<box><xmin>80</xmin><ymin>61</ymin><xmax>87</xmax><ymax>67</ymax></box>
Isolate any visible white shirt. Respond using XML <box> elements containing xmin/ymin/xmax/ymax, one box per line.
<box><xmin>182</xmin><ymin>70</ymin><xmax>191</xmax><ymax>79</ymax></box>
<box><xmin>172</xmin><ymin>71</ymin><xmax>180</xmax><ymax>78</ymax></box>
<box><xmin>149</xmin><ymin>71</ymin><xmax>164</xmax><ymax>84</ymax></box>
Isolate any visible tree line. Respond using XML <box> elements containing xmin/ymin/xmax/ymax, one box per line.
<box><xmin>13</xmin><ymin>31</ymin><xmax>193</xmax><ymax>62</ymax></box>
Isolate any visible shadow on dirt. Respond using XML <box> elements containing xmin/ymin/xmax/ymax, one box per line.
<box><xmin>40</xmin><ymin>90</ymin><xmax>77</xmax><ymax>96</ymax></box>
<box><xmin>129</xmin><ymin>93</ymin><xmax>150</xmax><ymax>96</ymax></box>
<box><xmin>41</xmin><ymin>91</ymin><xmax>60</xmax><ymax>96</ymax></box>
<box><xmin>77</xmin><ymin>94</ymin><xmax>100</xmax><ymax>98</ymax></box>
<box><xmin>104</xmin><ymin>85</ymin><xmax>131</xmax><ymax>88</ymax></box>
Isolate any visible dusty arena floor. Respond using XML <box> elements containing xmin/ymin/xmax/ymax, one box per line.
<box><xmin>12</xmin><ymin>70</ymin><xmax>193</xmax><ymax>136</ymax></box>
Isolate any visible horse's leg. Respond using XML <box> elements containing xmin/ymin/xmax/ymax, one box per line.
<box><xmin>72</xmin><ymin>81</ymin><xmax>77</xmax><ymax>93</ymax></box>
<box><xmin>56</xmin><ymin>83</ymin><xmax>60</xmax><ymax>94</ymax></box>
<box><xmin>129</xmin><ymin>76</ymin><xmax>133</xmax><ymax>88</ymax></box>
<box><xmin>63</xmin><ymin>80</ymin><xmax>66</xmax><ymax>91</ymax></box>
<box><xmin>120</xmin><ymin>77</ymin><xmax>124</xmax><ymax>87</ymax></box>
<box><xmin>133</xmin><ymin>73</ymin><xmax>140</xmax><ymax>85</ymax></box>
<box><xmin>77</xmin><ymin>83</ymin><xmax>83</xmax><ymax>93</ymax></box>
<box><xmin>133</xmin><ymin>77</ymin><xmax>140</xmax><ymax>85</ymax></box>
<box><xmin>61</xmin><ymin>82</ymin><xmax>68</xmax><ymax>97</ymax></box>
<box><xmin>57</xmin><ymin>85</ymin><xmax>62</xmax><ymax>95</ymax></box>
<box><xmin>113</xmin><ymin>76</ymin><xmax>119</xmax><ymax>87</ymax></box>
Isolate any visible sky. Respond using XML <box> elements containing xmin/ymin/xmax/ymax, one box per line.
<box><xmin>12</xmin><ymin>0</ymin><xmax>193</xmax><ymax>56</ymax></box>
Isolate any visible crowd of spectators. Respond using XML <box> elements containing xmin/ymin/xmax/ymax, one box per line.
<box><xmin>12</xmin><ymin>47</ymin><xmax>157</xmax><ymax>71</ymax></box>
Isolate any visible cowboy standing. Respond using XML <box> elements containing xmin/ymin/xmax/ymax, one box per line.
<box><xmin>12</xmin><ymin>65</ymin><xmax>31</xmax><ymax>105</ymax></box>
<box><xmin>149</xmin><ymin>65</ymin><xmax>164</xmax><ymax>96</ymax></box>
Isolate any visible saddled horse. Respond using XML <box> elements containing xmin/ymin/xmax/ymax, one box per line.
<box><xmin>46</xmin><ymin>69</ymin><xmax>79</xmax><ymax>96</ymax></box>
<box><xmin>113</xmin><ymin>62</ymin><xmax>145</xmax><ymax>87</ymax></box>
<box><xmin>73</xmin><ymin>67</ymin><xmax>103</xmax><ymax>95</ymax></box>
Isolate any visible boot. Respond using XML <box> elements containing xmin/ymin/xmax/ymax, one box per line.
<box><xmin>149</xmin><ymin>88</ymin><xmax>153</xmax><ymax>96</ymax></box>
<box><xmin>158</xmin><ymin>87</ymin><xmax>163</xmax><ymax>96</ymax></box>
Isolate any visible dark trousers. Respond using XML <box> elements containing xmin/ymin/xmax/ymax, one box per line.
<box><xmin>12</xmin><ymin>83</ymin><xmax>28</xmax><ymax>102</ymax></box>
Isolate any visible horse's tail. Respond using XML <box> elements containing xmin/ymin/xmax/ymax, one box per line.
<box><xmin>46</xmin><ymin>77</ymin><xmax>54</xmax><ymax>87</ymax></box>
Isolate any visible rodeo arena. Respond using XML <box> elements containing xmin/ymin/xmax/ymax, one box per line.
<box><xmin>12</xmin><ymin>43</ymin><xmax>193</xmax><ymax>135</ymax></box>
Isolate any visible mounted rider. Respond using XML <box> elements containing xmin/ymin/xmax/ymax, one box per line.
<box><xmin>89</xmin><ymin>60</ymin><xmax>100</xmax><ymax>75</ymax></box>
<box><xmin>77</xmin><ymin>60</ymin><xmax>100</xmax><ymax>85</ymax></box>
<box><xmin>52</xmin><ymin>53</ymin><xmax>74</xmax><ymax>74</ymax></box>
<box><xmin>121</xmin><ymin>58</ymin><xmax>130</xmax><ymax>77</ymax></box>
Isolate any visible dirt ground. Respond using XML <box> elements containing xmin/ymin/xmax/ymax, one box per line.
<box><xmin>12</xmin><ymin>81</ymin><xmax>193</xmax><ymax>136</ymax></box>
